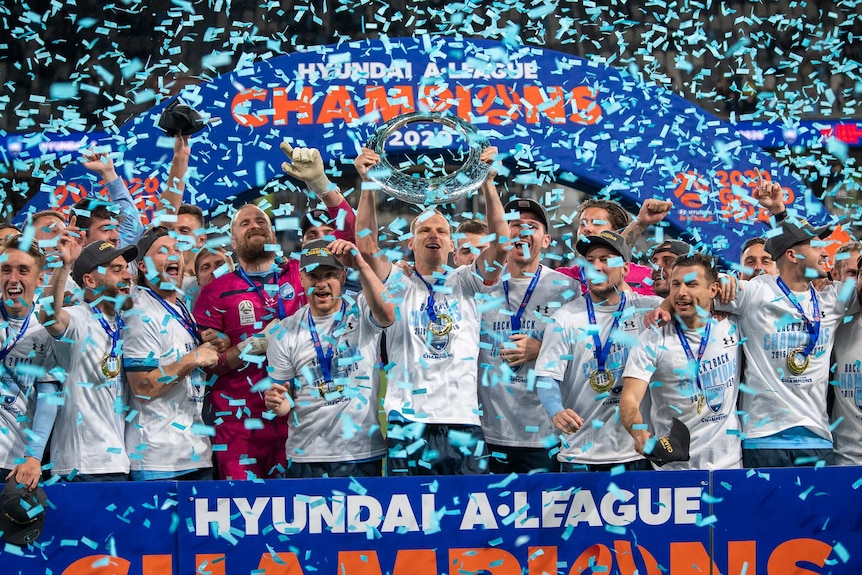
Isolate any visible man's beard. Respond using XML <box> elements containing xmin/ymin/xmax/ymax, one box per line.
<box><xmin>236</xmin><ymin>231</ymin><xmax>275</xmax><ymax>264</ymax></box>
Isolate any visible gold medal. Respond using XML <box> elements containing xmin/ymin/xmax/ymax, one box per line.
<box><xmin>589</xmin><ymin>368</ymin><xmax>615</xmax><ymax>393</ymax></box>
<box><xmin>428</xmin><ymin>313</ymin><xmax>454</xmax><ymax>336</ymax></box>
<box><xmin>697</xmin><ymin>394</ymin><xmax>705</xmax><ymax>414</ymax></box>
<box><xmin>786</xmin><ymin>348</ymin><xmax>809</xmax><ymax>375</ymax></box>
<box><xmin>101</xmin><ymin>355</ymin><xmax>121</xmax><ymax>378</ymax></box>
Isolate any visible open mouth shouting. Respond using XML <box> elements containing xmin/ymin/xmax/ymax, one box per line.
<box><xmin>165</xmin><ymin>262</ymin><xmax>181</xmax><ymax>279</ymax></box>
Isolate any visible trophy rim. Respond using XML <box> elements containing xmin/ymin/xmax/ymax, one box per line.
<box><xmin>365</xmin><ymin>111</ymin><xmax>491</xmax><ymax>206</ymax></box>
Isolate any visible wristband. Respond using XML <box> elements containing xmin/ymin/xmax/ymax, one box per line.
<box><xmin>774</xmin><ymin>210</ymin><xmax>788</xmax><ymax>222</ymax></box>
<box><xmin>307</xmin><ymin>174</ymin><xmax>336</xmax><ymax>198</ymax></box>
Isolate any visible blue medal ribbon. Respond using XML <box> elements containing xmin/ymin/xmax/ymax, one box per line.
<box><xmin>775</xmin><ymin>278</ymin><xmax>821</xmax><ymax>358</ymax></box>
<box><xmin>674</xmin><ymin>320</ymin><xmax>712</xmax><ymax>398</ymax></box>
<box><xmin>88</xmin><ymin>302</ymin><xmax>124</xmax><ymax>360</ymax></box>
<box><xmin>585</xmin><ymin>292</ymin><xmax>626</xmax><ymax>372</ymax></box>
<box><xmin>0</xmin><ymin>305</ymin><xmax>33</xmax><ymax>364</ymax></box>
<box><xmin>139</xmin><ymin>287</ymin><xmax>202</xmax><ymax>345</ymax></box>
<box><xmin>503</xmin><ymin>265</ymin><xmax>542</xmax><ymax>332</ymax></box>
<box><xmin>237</xmin><ymin>265</ymin><xmax>287</xmax><ymax>320</ymax></box>
<box><xmin>307</xmin><ymin>302</ymin><xmax>346</xmax><ymax>384</ymax></box>
<box><xmin>414</xmin><ymin>267</ymin><xmax>447</xmax><ymax>325</ymax></box>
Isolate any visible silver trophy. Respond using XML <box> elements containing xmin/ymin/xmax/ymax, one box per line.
<box><xmin>365</xmin><ymin>112</ymin><xmax>491</xmax><ymax>205</ymax></box>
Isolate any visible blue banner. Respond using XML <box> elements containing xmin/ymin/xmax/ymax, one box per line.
<box><xmin>2</xmin><ymin>469</ymin><xmax>859</xmax><ymax>574</ymax></box>
<box><xmin>11</xmin><ymin>37</ymin><xmax>829</xmax><ymax>263</ymax></box>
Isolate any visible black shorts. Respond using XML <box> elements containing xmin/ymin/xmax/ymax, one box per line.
<box><xmin>285</xmin><ymin>459</ymin><xmax>383</xmax><ymax>479</ymax></box>
<box><xmin>387</xmin><ymin>420</ymin><xmax>488</xmax><ymax>476</ymax></box>
<box><xmin>742</xmin><ymin>447</ymin><xmax>833</xmax><ymax>468</ymax></box>
<box><xmin>486</xmin><ymin>443</ymin><xmax>561</xmax><ymax>473</ymax></box>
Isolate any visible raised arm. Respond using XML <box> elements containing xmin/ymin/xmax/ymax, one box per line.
<box><xmin>81</xmin><ymin>149</ymin><xmax>144</xmax><ymax>247</ymax></box>
<box><xmin>353</xmin><ymin>147</ymin><xmax>390</xmax><ymax>281</ymax></box>
<box><xmin>38</xmin><ymin>221</ymin><xmax>81</xmax><ymax>336</ymax></box>
<box><xmin>474</xmin><ymin>147</ymin><xmax>508</xmax><ymax>284</ymax></box>
<box><xmin>752</xmin><ymin>169</ymin><xmax>788</xmax><ymax>220</ymax></box>
<box><xmin>329</xmin><ymin>239</ymin><xmax>395</xmax><ymax>327</ymax></box>
<box><xmin>159</xmin><ymin>135</ymin><xmax>191</xmax><ymax>217</ymax></box>
<box><xmin>621</xmin><ymin>199</ymin><xmax>673</xmax><ymax>246</ymax></box>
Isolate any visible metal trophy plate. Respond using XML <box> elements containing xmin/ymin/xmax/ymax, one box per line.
<box><xmin>365</xmin><ymin>112</ymin><xmax>491</xmax><ymax>205</ymax></box>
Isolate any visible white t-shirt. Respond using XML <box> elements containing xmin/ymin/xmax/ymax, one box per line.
<box><xmin>716</xmin><ymin>275</ymin><xmax>854</xmax><ymax>441</ymax></box>
<box><xmin>535</xmin><ymin>292</ymin><xmax>662</xmax><ymax>465</ymax></box>
<box><xmin>383</xmin><ymin>264</ymin><xmax>491</xmax><ymax>425</ymax></box>
<box><xmin>267</xmin><ymin>297</ymin><xmax>386</xmax><ymax>463</ymax></box>
<box><xmin>122</xmin><ymin>289</ymin><xmax>212</xmax><ymax>473</ymax></box>
<box><xmin>1</xmin><ymin>310</ymin><xmax>60</xmax><ymax>469</ymax></box>
<box><xmin>831</xmin><ymin>314</ymin><xmax>862</xmax><ymax>465</ymax></box>
<box><xmin>623</xmin><ymin>318</ymin><xmax>743</xmax><ymax>470</ymax></box>
<box><xmin>50</xmin><ymin>304</ymin><xmax>130</xmax><ymax>475</ymax></box>
<box><xmin>477</xmin><ymin>267</ymin><xmax>580</xmax><ymax>448</ymax></box>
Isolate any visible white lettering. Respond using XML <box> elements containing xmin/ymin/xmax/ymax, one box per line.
<box><xmin>674</xmin><ymin>487</ymin><xmax>703</xmax><ymax>525</ymax></box>
<box><xmin>347</xmin><ymin>495</ymin><xmax>383</xmax><ymax>534</ymax></box>
<box><xmin>602</xmin><ymin>490</ymin><xmax>636</xmax><ymax>526</ymax></box>
<box><xmin>308</xmin><ymin>495</ymin><xmax>345</xmax><ymax>534</ymax></box>
<box><xmin>233</xmin><ymin>497</ymin><xmax>270</xmax><ymax>536</ymax></box>
<box><xmin>541</xmin><ymin>490</ymin><xmax>571</xmax><ymax>528</ymax></box>
<box><xmin>460</xmin><ymin>492</ymin><xmax>499</xmax><ymax>530</ymax></box>
<box><xmin>513</xmin><ymin>491</ymin><xmax>539</xmax><ymax>529</ymax></box>
<box><xmin>194</xmin><ymin>497</ymin><xmax>230</xmax><ymax>536</ymax></box>
<box><xmin>381</xmin><ymin>494</ymin><xmax>419</xmax><ymax>533</ymax></box>
<box><xmin>271</xmin><ymin>496</ymin><xmax>307</xmax><ymax>534</ymax></box>
<box><xmin>565</xmin><ymin>490</ymin><xmax>602</xmax><ymax>527</ymax></box>
<box><xmin>639</xmin><ymin>488</ymin><xmax>673</xmax><ymax>526</ymax></box>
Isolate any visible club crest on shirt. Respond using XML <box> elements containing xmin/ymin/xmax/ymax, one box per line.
<box><xmin>855</xmin><ymin>381</ymin><xmax>862</xmax><ymax>413</ymax></box>
<box><xmin>279</xmin><ymin>282</ymin><xmax>295</xmax><ymax>301</ymax></box>
<box><xmin>238</xmin><ymin>300</ymin><xmax>256</xmax><ymax>326</ymax></box>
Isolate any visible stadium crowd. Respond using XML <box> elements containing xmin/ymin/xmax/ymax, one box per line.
<box><xmin>1</xmin><ymin>134</ymin><xmax>860</xmax><ymax>489</ymax></box>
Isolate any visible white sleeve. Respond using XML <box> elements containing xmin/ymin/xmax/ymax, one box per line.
<box><xmin>622</xmin><ymin>327</ymin><xmax>664</xmax><ymax>382</ymax></box>
<box><xmin>534</xmin><ymin>311</ymin><xmax>572</xmax><ymax>381</ymax></box>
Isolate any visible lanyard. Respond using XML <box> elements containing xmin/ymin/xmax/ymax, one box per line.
<box><xmin>140</xmin><ymin>287</ymin><xmax>202</xmax><ymax>345</ymax></box>
<box><xmin>503</xmin><ymin>265</ymin><xmax>542</xmax><ymax>332</ymax></box>
<box><xmin>674</xmin><ymin>320</ymin><xmax>712</xmax><ymax>396</ymax></box>
<box><xmin>414</xmin><ymin>267</ymin><xmax>447</xmax><ymax>324</ymax></box>
<box><xmin>88</xmin><ymin>303</ymin><xmax>123</xmax><ymax>358</ymax></box>
<box><xmin>775</xmin><ymin>278</ymin><xmax>821</xmax><ymax>357</ymax></box>
<box><xmin>237</xmin><ymin>266</ymin><xmax>286</xmax><ymax>320</ymax></box>
<box><xmin>307</xmin><ymin>302</ymin><xmax>346</xmax><ymax>384</ymax></box>
<box><xmin>585</xmin><ymin>292</ymin><xmax>626</xmax><ymax>372</ymax></box>
<box><xmin>0</xmin><ymin>306</ymin><xmax>33</xmax><ymax>364</ymax></box>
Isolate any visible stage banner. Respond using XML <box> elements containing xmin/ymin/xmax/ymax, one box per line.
<box><xmin>11</xmin><ymin>37</ymin><xmax>827</xmax><ymax>264</ymax></box>
<box><xmin>178</xmin><ymin>472</ymin><xmax>711</xmax><ymax>575</ymax></box>
<box><xmin>710</xmin><ymin>466</ymin><xmax>862</xmax><ymax>574</ymax></box>
<box><xmin>1</xmin><ymin>481</ymin><xmax>177</xmax><ymax>575</ymax></box>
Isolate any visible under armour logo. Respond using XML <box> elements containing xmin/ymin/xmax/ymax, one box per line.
<box><xmin>535</xmin><ymin>305</ymin><xmax>549</xmax><ymax>314</ymax></box>
<box><xmin>32</xmin><ymin>342</ymin><xmax>46</xmax><ymax>353</ymax></box>
<box><xmin>623</xmin><ymin>320</ymin><xmax>636</xmax><ymax>330</ymax></box>
<box><xmin>723</xmin><ymin>336</ymin><xmax>736</xmax><ymax>346</ymax></box>
<box><xmin>346</xmin><ymin>321</ymin><xmax>355</xmax><ymax>331</ymax></box>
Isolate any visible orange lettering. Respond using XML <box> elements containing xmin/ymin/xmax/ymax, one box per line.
<box><xmin>256</xmin><ymin>553</ymin><xmax>306</xmax><ymax>575</ymax></box>
<box><xmin>231</xmin><ymin>88</ymin><xmax>269</xmax><ymax>128</ymax></box>
<box><xmin>613</xmin><ymin>541</ymin><xmax>663</xmax><ymax>575</ymax></box>
<box><xmin>528</xmin><ymin>546</ymin><xmax>557</xmax><ymax>575</ymax></box>
<box><xmin>569</xmin><ymin>543</ymin><xmax>613</xmax><ymax>574</ymax></box>
<box><xmin>728</xmin><ymin>540</ymin><xmax>757</xmax><ymax>575</ymax></box>
<box><xmin>670</xmin><ymin>541</ymin><xmax>716</xmax><ymax>574</ymax></box>
<box><xmin>273</xmin><ymin>86</ymin><xmax>314</xmax><ymax>125</ymax></box>
<box><xmin>62</xmin><ymin>555</ymin><xmax>131</xmax><ymax>575</ymax></box>
<box><xmin>196</xmin><ymin>553</ymin><xmax>227</xmax><ymax>575</ymax></box>
<box><xmin>142</xmin><ymin>554</ymin><xmax>173</xmax><ymax>575</ymax></box>
<box><xmin>569</xmin><ymin>86</ymin><xmax>602</xmax><ymax>124</ymax></box>
<box><xmin>338</xmin><ymin>550</ymin><xmax>438</xmax><ymax>575</ymax></box>
<box><xmin>366</xmin><ymin>86</ymin><xmax>417</xmax><ymax>121</ymax></box>
<box><xmin>316</xmin><ymin>86</ymin><xmax>360</xmax><ymax>124</ymax></box>
<box><xmin>767</xmin><ymin>538</ymin><xmax>832</xmax><ymax>575</ymax></box>
<box><xmin>451</xmin><ymin>548</ymin><xmax>522</xmax><ymax>575</ymax></box>
<box><xmin>518</xmin><ymin>86</ymin><xmax>567</xmax><ymax>124</ymax></box>
<box><xmin>418</xmin><ymin>85</ymin><xmax>455</xmax><ymax>113</ymax></box>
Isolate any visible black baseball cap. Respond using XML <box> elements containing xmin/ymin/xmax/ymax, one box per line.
<box><xmin>764</xmin><ymin>220</ymin><xmax>834</xmax><ymax>260</ymax></box>
<box><xmin>650</xmin><ymin>239</ymin><xmax>694</xmax><ymax>259</ymax></box>
<box><xmin>576</xmin><ymin>230</ymin><xmax>631</xmax><ymax>262</ymax></box>
<box><xmin>301</xmin><ymin>209</ymin><xmax>334</xmax><ymax>237</ymax></box>
<box><xmin>300</xmin><ymin>240</ymin><xmax>345</xmax><ymax>271</ymax></box>
<box><xmin>504</xmin><ymin>198</ymin><xmax>550</xmax><ymax>232</ymax></box>
<box><xmin>72</xmin><ymin>241</ymin><xmax>138</xmax><ymax>285</ymax></box>
<box><xmin>644</xmin><ymin>418</ymin><xmax>691</xmax><ymax>467</ymax></box>
<box><xmin>0</xmin><ymin>478</ymin><xmax>48</xmax><ymax>546</ymax></box>
<box><xmin>136</xmin><ymin>226</ymin><xmax>171</xmax><ymax>262</ymax></box>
